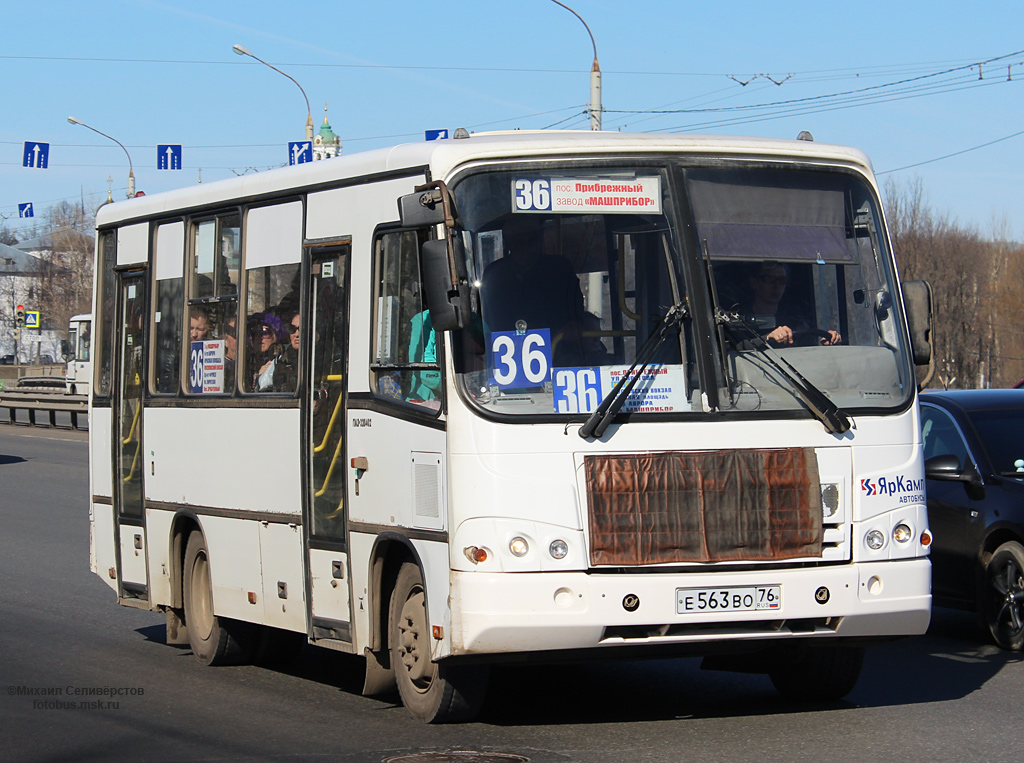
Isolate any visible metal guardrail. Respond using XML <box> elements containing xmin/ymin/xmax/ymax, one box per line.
<box><xmin>0</xmin><ymin>389</ymin><xmax>88</xmax><ymax>430</ymax></box>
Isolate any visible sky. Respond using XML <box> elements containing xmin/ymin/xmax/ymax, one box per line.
<box><xmin>3</xmin><ymin>0</ymin><xmax>1023</xmax><ymax>241</ymax></box>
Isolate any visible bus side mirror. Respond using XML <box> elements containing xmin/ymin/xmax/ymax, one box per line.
<box><xmin>399</xmin><ymin>190</ymin><xmax>445</xmax><ymax>227</ymax></box>
<box><xmin>421</xmin><ymin>239</ymin><xmax>469</xmax><ymax>332</ymax></box>
<box><xmin>60</xmin><ymin>339</ymin><xmax>70</xmax><ymax>361</ymax></box>
<box><xmin>902</xmin><ymin>279</ymin><xmax>932</xmax><ymax>366</ymax></box>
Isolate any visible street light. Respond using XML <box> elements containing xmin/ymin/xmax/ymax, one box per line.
<box><xmin>550</xmin><ymin>0</ymin><xmax>602</xmax><ymax>130</ymax></box>
<box><xmin>67</xmin><ymin>116</ymin><xmax>136</xmax><ymax>198</ymax></box>
<box><xmin>232</xmin><ymin>44</ymin><xmax>314</xmax><ymax>140</ymax></box>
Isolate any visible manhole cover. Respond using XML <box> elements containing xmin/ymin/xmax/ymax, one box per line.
<box><xmin>384</xmin><ymin>753</ymin><xmax>530</xmax><ymax>763</ymax></box>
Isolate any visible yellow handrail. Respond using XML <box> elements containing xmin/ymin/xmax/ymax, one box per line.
<box><xmin>312</xmin><ymin>374</ymin><xmax>344</xmax><ymax>453</ymax></box>
<box><xmin>122</xmin><ymin>400</ymin><xmax>140</xmax><ymax>445</ymax></box>
<box><xmin>314</xmin><ymin>429</ymin><xmax>345</xmax><ymax>498</ymax></box>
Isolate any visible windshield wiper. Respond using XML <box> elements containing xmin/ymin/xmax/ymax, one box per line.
<box><xmin>578</xmin><ymin>302</ymin><xmax>687</xmax><ymax>440</ymax></box>
<box><xmin>717</xmin><ymin>309</ymin><xmax>852</xmax><ymax>435</ymax></box>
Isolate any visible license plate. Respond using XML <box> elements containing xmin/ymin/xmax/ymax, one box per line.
<box><xmin>676</xmin><ymin>585</ymin><xmax>781</xmax><ymax>614</ymax></box>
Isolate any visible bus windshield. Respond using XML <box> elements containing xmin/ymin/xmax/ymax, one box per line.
<box><xmin>450</xmin><ymin>162</ymin><xmax>912</xmax><ymax>420</ymax></box>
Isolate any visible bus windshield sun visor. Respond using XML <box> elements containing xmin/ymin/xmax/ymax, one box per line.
<box><xmin>717</xmin><ymin>310</ymin><xmax>852</xmax><ymax>435</ymax></box>
<box><xmin>578</xmin><ymin>301</ymin><xmax>688</xmax><ymax>440</ymax></box>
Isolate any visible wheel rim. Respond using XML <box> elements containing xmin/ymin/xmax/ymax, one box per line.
<box><xmin>397</xmin><ymin>586</ymin><xmax>433</xmax><ymax>693</ymax></box>
<box><xmin>988</xmin><ymin>556</ymin><xmax>1024</xmax><ymax>643</ymax></box>
<box><xmin>189</xmin><ymin>550</ymin><xmax>215</xmax><ymax>641</ymax></box>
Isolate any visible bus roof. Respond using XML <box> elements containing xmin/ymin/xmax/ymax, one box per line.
<box><xmin>95</xmin><ymin>130</ymin><xmax>875</xmax><ymax>228</ymax></box>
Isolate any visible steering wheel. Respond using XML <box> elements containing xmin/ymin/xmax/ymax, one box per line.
<box><xmin>791</xmin><ymin>328</ymin><xmax>835</xmax><ymax>346</ymax></box>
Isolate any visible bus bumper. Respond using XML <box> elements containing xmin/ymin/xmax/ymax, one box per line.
<box><xmin>449</xmin><ymin>558</ymin><xmax>931</xmax><ymax>655</ymax></box>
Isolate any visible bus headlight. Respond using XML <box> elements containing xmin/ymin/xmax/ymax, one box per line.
<box><xmin>549</xmin><ymin>539</ymin><xmax>568</xmax><ymax>560</ymax></box>
<box><xmin>865</xmin><ymin>529</ymin><xmax>886</xmax><ymax>550</ymax></box>
<box><xmin>892</xmin><ymin>523</ymin><xmax>913</xmax><ymax>543</ymax></box>
<box><xmin>509</xmin><ymin>537</ymin><xmax>529</xmax><ymax>557</ymax></box>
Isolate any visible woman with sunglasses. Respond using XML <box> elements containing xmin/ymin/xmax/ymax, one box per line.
<box><xmin>268</xmin><ymin>311</ymin><xmax>300</xmax><ymax>392</ymax></box>
<box><xmin>248</xmin><ymin>311</ymin><xmax>286</xmax><ymax>392</ymax></box>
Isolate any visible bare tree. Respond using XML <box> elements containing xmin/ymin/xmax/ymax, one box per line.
<box><xmin>36</xmin><ymin>201</ymin><xmax>95</xmax><ymax>337</ymax></box>
<box><xmin>884</xmin><ymin>177</ymin><xmax>1023</xmax><ymax>389</ymax></box>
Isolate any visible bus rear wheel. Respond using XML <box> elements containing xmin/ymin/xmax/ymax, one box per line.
<box><xmin>182</xmin><ymin>532</ymin><xmax>254</xmax><ymax>666</ymax></box>
<box><xmin>768</xmin><ymin>644</ymin><xmax>864</xmax><ymax>701</ymax></box>
<box><xmin>388</xmin><ymin>562</ymin><xmax>488</xmax><ymax>723</ymax></box>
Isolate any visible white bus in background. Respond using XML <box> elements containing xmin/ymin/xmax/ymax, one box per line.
<box><xmin>65</xmin><ymin>313</ymin><xmax>92</xmax><ymax>395</ymax></box>
<box><xmin>88</xmin><ymin>130</ymin><xmax>934</xmax><ymax>723</ymax></box>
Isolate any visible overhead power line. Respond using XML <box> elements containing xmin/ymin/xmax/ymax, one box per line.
<box><xmin>878</xmin><ymin>128</ymin><xmax>1024</xmax><ymax>175</ymax></box>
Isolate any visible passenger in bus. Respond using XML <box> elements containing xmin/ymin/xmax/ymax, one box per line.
<box><xmin>406</xmin><ymin>309</ymin><xmax>440</xmax><ymax>407</ymax></box>
<box><xmin>741</xmin><ymin>261</ymin><xmax>840</xmax><ymax>346</ymax></box>
<box><xmin>249</xmin><ymin>311</ymin><xmax>285</xmax><ymax>392</ymax></box>
<box><xmin>189</xmin><ymin>307</ymin><xmax>212</xmax><ymax>342</ymax></box>
<box><xmin>260</xmin><ymin>311</ymin><xmax>300</xmax><ymax>392</ymax></box>
<box><xmin>479</xmin><ymin>215</ymin><xmax>586</xmax><ymax>341</ymax></box>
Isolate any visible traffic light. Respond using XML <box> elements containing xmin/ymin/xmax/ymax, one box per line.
<box><xmin>12</xmin><ymin>328</ymin><xmax>20</xmax><ymax>343</ymax></box>
<box><xmin>16</xmin><ymin>304</ymin><xmax>25</xmax><ymax>327</ymax></box>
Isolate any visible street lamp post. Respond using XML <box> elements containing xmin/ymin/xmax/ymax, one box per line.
<box><xmin>67</xmin><ymin>116</ymin><xmax>135</xmax><ymax>198</ymax></box>
<box><xmin>550</xmin><ymin>0</ymin><xmax>602</xmax><ymax>130</ymax></box>
<box><xmin>232</xmin><ymin>44</ymin><xmax>314</xmax><ymax>141</ymax></box>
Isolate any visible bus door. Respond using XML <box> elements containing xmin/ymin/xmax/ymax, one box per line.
<box><xmin>305</xmin><ymin>244</ymin><xmax>353</xmax><ymax>643</ymax></box>
<box><xmin>113</xmin><ymin>270</ymin><xmax>148</xmax><ymax>599</ymax></box>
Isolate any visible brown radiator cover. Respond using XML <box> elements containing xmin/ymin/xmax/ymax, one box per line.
<box><xmin>584</xmin><ymin>449</ymin><xmax>822</xmax><ymax>566</ymax></box>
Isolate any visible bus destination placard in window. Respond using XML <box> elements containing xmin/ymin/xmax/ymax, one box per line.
<box><xmin>189</xmin><ymin>340</ymin><xmax>227</xmax><ymax>394</ymax></box>
<box><xmin>512</xmin><ymin>177</ymin><xmax>662</xmax><ymax>214</ymax></box>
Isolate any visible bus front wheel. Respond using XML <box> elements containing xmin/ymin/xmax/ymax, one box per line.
<box><xmin>182</xmin><ymin>532</ymin><xmax>253</xmax><ymax>666</ymax></box>
<box><xmin>388</xmin><ymin>562</ymin><xmax>488</xmax><ymax>723</ymax></box>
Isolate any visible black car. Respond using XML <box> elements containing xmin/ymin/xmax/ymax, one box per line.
<box><xmin>921</xmin><ymin>389</ymin><xmax>1024</xmax><ymax>650</ymax></box>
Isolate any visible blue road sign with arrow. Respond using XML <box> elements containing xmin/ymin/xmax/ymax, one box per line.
<box><xmin>288</xmin><ymin>141</ymin><xmax>312</xmax><ymax>165</ymax></box>
<box><xmin>18</xmin><ymin>203</ymin><xmax>34</xmax><ymax>218</ymax></box>
<box><xmin>425</xmin><ymin>129</ymin><xmax>449</xmax><ymax>141</ymax></box>
<box><xmin>157</xmin><ymin>144</ymin><xmax>182</xmax><ymax>170</ymax></box>
<box><xmin>22</xmin><ymin>142</ymin><xmax>49</xmax><ymax>169</ymax></box>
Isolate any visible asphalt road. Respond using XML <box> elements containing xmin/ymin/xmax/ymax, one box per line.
<box><xmin>2</xmin><ymin>423</ymin><xmax>1023</xmax><ymax>763</ymax></box>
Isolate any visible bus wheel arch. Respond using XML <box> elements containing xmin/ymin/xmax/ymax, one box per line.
<box><xmin>361</xmin><ymin>536</ymin><xmax>417</xmax><ymax>696</ymax></box>
<box><xmin>181</xmin><ymin>530</ymin><xmax>254</xmax><ymax>666</ymax></box>
<box><xmin>388</xmin><ymin>561</ymin><xmax>488</xmax><ymax>722</ymax></box>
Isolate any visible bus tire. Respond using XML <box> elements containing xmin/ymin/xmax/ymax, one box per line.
<box><xmin>182</xmin><ymin>532</ymin><xmax>253</xmax><ymax>666</ymax></box>
<box><xmin>388</xmin><ymin>562</ymin><xmax>488</xmax><ymax>723</ymax></box>
<box><xmin>768</xmin><ymin>644</ymin><xmax>864</xmax><ymax>701</ymax></box>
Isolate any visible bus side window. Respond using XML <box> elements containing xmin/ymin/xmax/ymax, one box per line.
<box><xmin>370</xmin><ymin>229</ymin><xmax>440</xmax><ymax>411</ymax></box>
<box><xmin>241</xmin><ymin>202</ymin><xmax>303</xmax><ymax>394</ymax></box>
<box><xmin>187</xmin><ymin>213</ymin><xmax>240</xmax><ymax>394</ymax></box>
<box><xmin>152</xmin><ymin>221</ymin><xmax>185</xmax><ymax>394</ymax></box>
<box><xmin>94</xmin><ymin>230</ymin><xmax>117</xmax><ymax>398</ymax></box>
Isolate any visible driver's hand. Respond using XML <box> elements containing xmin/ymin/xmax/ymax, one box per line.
<box><xmin>822</xmin><ymin>330</ymin><xmax>841</xmax><ymax>345</ymax></box>
<box><xmin>767</xmin><ymin>325</ymin><xmax>794</xmax><ymax>345</ymax></box>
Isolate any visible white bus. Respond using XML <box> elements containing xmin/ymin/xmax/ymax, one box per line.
<box><xmin>65</xmin><ymin>313</ymin><xmax>92</xmax><ymax>395</ymax></box>
<box><xmin>88</xmin><ymin>130</ymin><xmax>934</xmax><ymax>722</ymax></box>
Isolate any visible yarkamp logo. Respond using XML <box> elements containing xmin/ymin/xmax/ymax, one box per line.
<box><xmin>860</xmin><ymin>475</ymin><xmax>926</xmax><ymax>504</ymax></box>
